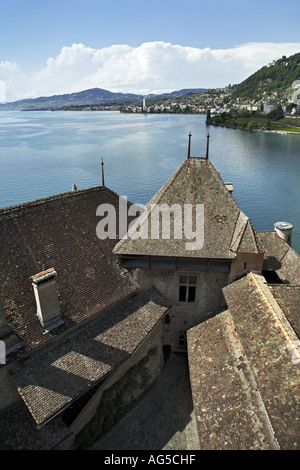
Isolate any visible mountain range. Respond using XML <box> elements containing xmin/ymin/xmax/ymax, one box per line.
<box><xmin>0</xmin><ymin>88</ymin><xmax>207</xmax><ymax>111</ymax></box>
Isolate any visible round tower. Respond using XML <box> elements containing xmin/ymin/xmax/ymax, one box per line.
<box><xmin>274</xmin><ymin>221</ymin><xmax>294</xmax><ymax>246</ymax></box>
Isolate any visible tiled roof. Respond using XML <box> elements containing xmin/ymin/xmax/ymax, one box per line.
<box><xmin>258</xmin><ymin>231</ymin><xmax>300</xmax><ymax>284</ymax></box>
<box><xmin>258</xmin><ymin>231</ymin><xmax>289</xmax><ymax>271</ymax></box>
<box><xmin>187</xmin><ymin>272</ymin><xmax>300</xmax><ymax>450</ymax></box>
<box><xmin>188</xmin><ymin>310</ymin><xmax>279</xmax><ymax>450</ymax></box>
<box><xmin>0</xmin><ymin>186</ymin><xmax>138</xmax><ymax>354</ymax></box>
<box><xmin>114</xmin><ymin>158</ymin><xmax>263</xmax><ymax>259</ymax></box>
<box><xmin>269</xmin><ymin>285</ymin><xmax>300</xmax><ymax>337</ymax></box>
<box><xmin>230</xmin><ymin>212</ymin><xmax>263</xmax><ymax>254</ymax></box>
<box><xmin>10</xmin><ymin>287</ymin><xmax>169</xmax><ymax>427</ymax></box>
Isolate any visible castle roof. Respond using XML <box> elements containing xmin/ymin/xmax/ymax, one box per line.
<box><xmin>0</xmin><ymin>186</ymin><xmax>138</xmax><ymax>355</ymax></box>
<box><xmin>187</xmin><ymin>272</ymin><xmax>300</xmax><ymax>450</ymax></box>
<box><xmin>113</xmin><ymin>157</ymin><xmax>264</xmax><ymax>259</ymax></box>
<box><xmin>258</xmin><ymin>230</ymin><xmax>300</xmax><ymax>284</ymax></box>
<box><xmin>10</xmin><ymin>286</ymin><xmax>169</xmax><ymax>427</ymax></box>
<box><xmin>0</xmin><ymin>185</ymin><xmax>169</xmax><ymax>427</ymax></box>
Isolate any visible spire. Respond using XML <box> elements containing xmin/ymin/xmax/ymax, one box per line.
<box><xmin>101</xmin><ymin>158</ymin><xmax>105</xmax><ymax>187</ymax></box>
<box><xmin>205</xmin><ymin>133</ymin><xmax>210</xmax><ymax>161</ymax></box>
<box><xmin>187</xmin><ymin>132</ymin><xmax>192</xmax><ymax>159</ymax></box>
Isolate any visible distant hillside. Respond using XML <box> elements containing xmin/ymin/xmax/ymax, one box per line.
<box><xmin>0</xmin><ymin>87</ymin><xmax>207</xmax><ymax>111</ymax></box>
<box><xmin>231</xmin><ymin>52</ymin><xmax>300</xmax><ymax>102</ymax></box>
<box><xmin>147</xmin><ymin>88</ymin><xmax>207</xmax><ymax>100</ymax></box>
<box><xmin>0</xmin><ymin>88</ymin><xmax>144</xmax><ymax>110</ymax></box>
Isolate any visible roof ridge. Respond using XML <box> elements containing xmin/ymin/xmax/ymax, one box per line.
<box><xmin>0</xmin><ymin>185</ymin><xmax>116</xmax><ymax>216</ymax></box>
<box><xmin>248</xmin><ymin>219</ymin><xmax>261</xmax><ymax>254</ymax></box>
<box><xmin>248</xmin><ymin>272</ymin><xmax>300</xmax><ymax>361</ymax></box>
<box><xmin>229</xmin><ymin>211</ymin><xmax>249</xmax><ymax>252</ymax></box>
<box><xmin>230</xmin><ymin>213</ymin><xmax>264</xmax><ymax>254</ymax></box>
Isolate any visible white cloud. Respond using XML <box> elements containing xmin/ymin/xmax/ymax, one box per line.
<box><xmin>0</xmin><ymin>81</ymin><xmax>6</xmax><ymax>103</ymax></box>
<box><xmin>2</xmin><ymin>41</ymin><xmax>300</xmax><ymax>101</ymax></box>
<box><xmin>0</xmin><ymin>60</ymin><xmax>19</xmax><ymax>74</ymax></box>
<box><xmin>0</xmin><ymin>60</ymin><xmax>30</xmax><ymax>102</ymax></box>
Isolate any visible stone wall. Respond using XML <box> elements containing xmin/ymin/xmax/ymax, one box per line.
<box><xmin>132</xmin><ymin>267</ymin><xmax>229</xmax><ymax>349</ymax></box>
<box><xmin>58</xmin><ymin>320</ymin><xmax>164</xmax><ymax>449</ymax></box>
<box><xmin>0</xmin><ymin>368</ymin><xmax>20</xmax><ymax>410</ymax></box>
<box><xmin>229</xmin><ymin>252</ymin><xmax>264</xmax><ymax>282</ymax></box>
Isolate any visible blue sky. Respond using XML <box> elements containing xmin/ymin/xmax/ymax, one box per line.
<box><xmin>1</xmin><ymin>0</ymin><xmax>300</xmax><ymax>101</ymax></box>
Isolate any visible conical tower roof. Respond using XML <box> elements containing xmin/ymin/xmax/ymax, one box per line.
<box><xmin>114</xmin><ymin>157</ymin><xmax>264</xmax><ymax>259</ymax></box>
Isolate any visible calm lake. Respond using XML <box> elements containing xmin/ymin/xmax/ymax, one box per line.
<box><xmin>0</xmin><ymin>111</ymin><xmax>299</xmax><ymax>253</ymax></box>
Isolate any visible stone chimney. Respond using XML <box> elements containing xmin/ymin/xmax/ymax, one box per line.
<box><xmin>31</xmin><ymin>268</ymin><xmax>63</xmax><ymax>330</ymax></box>
<box><xmin>274</xmin><ymin>221</ymin><xmax>294</xmax><ymax>246</ymax></box>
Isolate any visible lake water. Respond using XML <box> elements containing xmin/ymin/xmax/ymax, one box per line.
<box><xmin>0</xmin><ymin>111</ymin><xmax>299</xmax><ymax>253</ymax></box>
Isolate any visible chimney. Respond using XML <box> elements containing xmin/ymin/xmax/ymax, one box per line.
<box><xmin>225</xmin><ymin>182</ymin><xmax>234</xmax><ymax>194</ymax></box>
<box><xmin>274</xmin><ymin>221</ymin><xmax>294</xmax><ymax>246</ymax></box>
<box><xmin>31</xmin><ymin>268</ymin><xmax>63</xmax><ymax>331</ymax></box>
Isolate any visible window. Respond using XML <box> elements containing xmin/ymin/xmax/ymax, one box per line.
<box><xmin>179</xmin><ymin>275</ymin><xmax>197</xmax><ymax>303</ymax></box>
<box><xmin>160</xmin><ymin>269</ymin><xmax>174</xmax><ymax>279</ymax></box>
<box><xmin>179</xmin><ymin>333</ymin><xmax>186</xmax><ymax>348</ymax></box>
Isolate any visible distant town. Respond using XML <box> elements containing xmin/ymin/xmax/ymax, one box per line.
<box><xmin>119</xmin><ymin>86</ymin><xmax>300</xmax><ymax>116</ymax></box>
<box><xmin>117</xmin><ymin>84</ymin><xmax>300</xmax><ymax>134</ymax></box>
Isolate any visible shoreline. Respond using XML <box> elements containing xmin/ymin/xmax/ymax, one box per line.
<box><xmin>208</xmin><ymin>122</ymin><xmax>300</xmax><ymax>135</ymax></box>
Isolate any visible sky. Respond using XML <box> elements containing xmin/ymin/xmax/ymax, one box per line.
<box><xmin>1</xmin><ymin>0</ymin><xmax>300</xmax><ymax>102</ymax></box>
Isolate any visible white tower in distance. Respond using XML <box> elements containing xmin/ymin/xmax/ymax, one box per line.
<box><xmin>142</xmin><ymin>98</ymin><xmax>146</xmax><ymax>112</ymax></box>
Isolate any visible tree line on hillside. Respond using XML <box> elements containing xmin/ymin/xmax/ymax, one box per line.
<box><xmin>231</xmin><ymin>53</ymin><xmax>300</xmax><ymax>101</ymax></box>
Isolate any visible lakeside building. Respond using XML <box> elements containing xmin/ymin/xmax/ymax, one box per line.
<box><xmin>263</xmin><ymin>100</ymin><xmax>279</xmax><ymax>114</ymax></box>
<box><xmin>0</xmin><ymin>137</ymin><xmax>299</xmax><ymax>450</ymax></box>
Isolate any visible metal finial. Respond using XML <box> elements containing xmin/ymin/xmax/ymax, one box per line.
<box><xmin>205</xmin><ymin>133</ymin><xmax>210</xmax><ymax>161</ymax></box>
<box><xmin>187</xmin><ymin>132</ymin><xmax>192</xmax><ymax>159</ymax></box>
<box><xmin>101</xmin><ymin>158</ymin><xmax>105</xmax><ymax>186</ymax></box>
